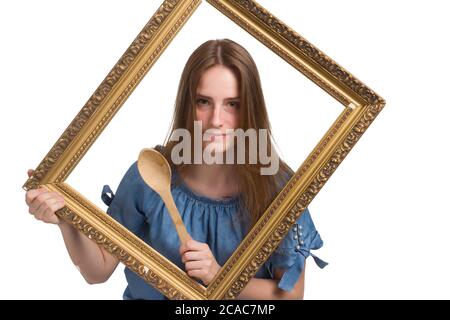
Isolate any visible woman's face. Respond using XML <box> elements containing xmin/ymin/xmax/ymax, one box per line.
<box><xmin>195</xmin><ymin>64</ymin><xmax>241</xmax><ymax>154</ymax></box>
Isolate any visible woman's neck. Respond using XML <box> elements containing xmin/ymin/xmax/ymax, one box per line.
<box><xmin>182</xmin><ymin>163</ymin><xmax>240</xmax><ymax>199</ymax></box>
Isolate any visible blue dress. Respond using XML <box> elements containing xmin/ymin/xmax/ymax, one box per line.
<box><xmin>101</xmin><ymin>147</ymin><xmax>327</xmax><ymax>300</ymax></box>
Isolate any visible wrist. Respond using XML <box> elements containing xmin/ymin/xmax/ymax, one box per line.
<box><xmin>57</xmin><ymin>219</ymin><xmax>69</xmax><ymax>229</ymax></box>
<box><xmin>208</xmin><ymin>263</ymin><xmax>222</xmax><ymax>285</ymax></box>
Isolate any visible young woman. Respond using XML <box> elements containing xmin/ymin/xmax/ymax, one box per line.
<box><xmin>25</xmin><ymin>39</ymin><xmax>326</xmax><ymax>300</ymax></box>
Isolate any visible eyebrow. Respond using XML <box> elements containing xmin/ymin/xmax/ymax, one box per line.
<box><xmin>196</xmin><ymin>94</ymin><xmax>240</xmax><ymax>101</ymax></box>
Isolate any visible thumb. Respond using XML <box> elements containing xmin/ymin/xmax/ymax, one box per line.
<box><xmin>27</xmin><ymin>169</ymin><xmax>34</xmax><ymax>178</ymax></box>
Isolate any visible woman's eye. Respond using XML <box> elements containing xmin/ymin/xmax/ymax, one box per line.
<box><xmin>228</xmin><ymin>101</ymin><xmax>240</xmax><ymax>108</ymax></box>
<box><xmin>196</xmin><ymin>98</ymin><xmax>209</xmax><ymax>106</ymax></box>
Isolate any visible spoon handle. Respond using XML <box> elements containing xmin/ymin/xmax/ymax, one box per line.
<box><xmin>161</xmin><ymin>191</ymin><xmax>191</xmax><ymax>246</ymax></box>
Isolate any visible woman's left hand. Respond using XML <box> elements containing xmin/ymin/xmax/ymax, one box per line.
<box><xmin>180</xmin><ymin>239</ymin><xmax>221</xmax><ymax>285</ymax></box>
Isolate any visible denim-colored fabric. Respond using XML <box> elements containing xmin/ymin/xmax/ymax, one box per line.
<box><xmin>101</xmin><ymin>147</ymin><xmax>327</xmax><ymax>300</ymax></box>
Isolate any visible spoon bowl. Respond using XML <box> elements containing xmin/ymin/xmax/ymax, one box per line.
<box><xmin>137</xmin><ymin>148</ymin><xmax>191</xmax><ymax>246</ymax></box>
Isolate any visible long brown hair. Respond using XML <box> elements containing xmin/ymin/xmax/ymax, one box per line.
<box><xmin>161</xmin><ymin>39</ymin><xmax>293</xmax><ymax>228</ymax></box>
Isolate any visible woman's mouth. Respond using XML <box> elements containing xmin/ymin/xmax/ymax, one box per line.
<box><xmin>210</xmin><ymin>134</ymin><xmax>225</xmax><ymax>141</ymax></box>
<box><xmin>206</xmin><ymin>133</ymin><xmax>227</xmax><ymax>142</ymax></box>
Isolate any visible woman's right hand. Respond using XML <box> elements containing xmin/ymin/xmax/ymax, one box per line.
<box><xmin>25</xmin><ymin>169</ymin><xmax>65</xmax><ymax>225</ymax></box>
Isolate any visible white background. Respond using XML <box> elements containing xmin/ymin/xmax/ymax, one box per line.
<box><xmin>1</xmin><ymin>0</ymin><xmax>449</xmax><ymax>299</ymax></box>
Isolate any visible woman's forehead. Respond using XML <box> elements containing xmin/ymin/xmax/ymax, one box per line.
<box><xmin>196</xmin><ymin>66</ymin><xmax>239</xmax><ymax>97</ymax></box>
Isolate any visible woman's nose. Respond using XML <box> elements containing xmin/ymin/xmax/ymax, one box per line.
<box><xmin>211</xmin><ymin>104</ymin><xmax>223</xmax><ymax>127</ymax></box>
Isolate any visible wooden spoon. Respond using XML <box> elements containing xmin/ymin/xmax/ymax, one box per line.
<box><xmin>137</xmin><ymin>148</ymin><xmax>191</xmax><ymax>246</ymax></box>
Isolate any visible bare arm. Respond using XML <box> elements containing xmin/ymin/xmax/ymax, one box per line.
<box><xmin>236</xmin><ymin>265</ymin><xmax>305</xmax><ymax>300</ymax></box>
<box><xmin>58</xmin><ymin>220</ymin><xmax>119</xmax><ymax>284</ymax></box>
<box><xmin>26</xmin><ymin>169</ymin><xmax>119</xmax><ymax>284</ymax></box>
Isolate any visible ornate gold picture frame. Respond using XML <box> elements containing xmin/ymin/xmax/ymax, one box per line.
<box><xmin>22</xmin><ymin>0</ymin><xmax>385</xmax><ymax>300</ymax></box>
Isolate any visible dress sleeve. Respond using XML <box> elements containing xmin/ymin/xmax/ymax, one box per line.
<box><xmin>100</xmin><ymin>161</ymin><xmax>147</xmax><ymax>235</ymax></box>
<box><xmin>268</xmin><ymin>207</ymin><xmax>328</xmax><ymax>292</ymax></box>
